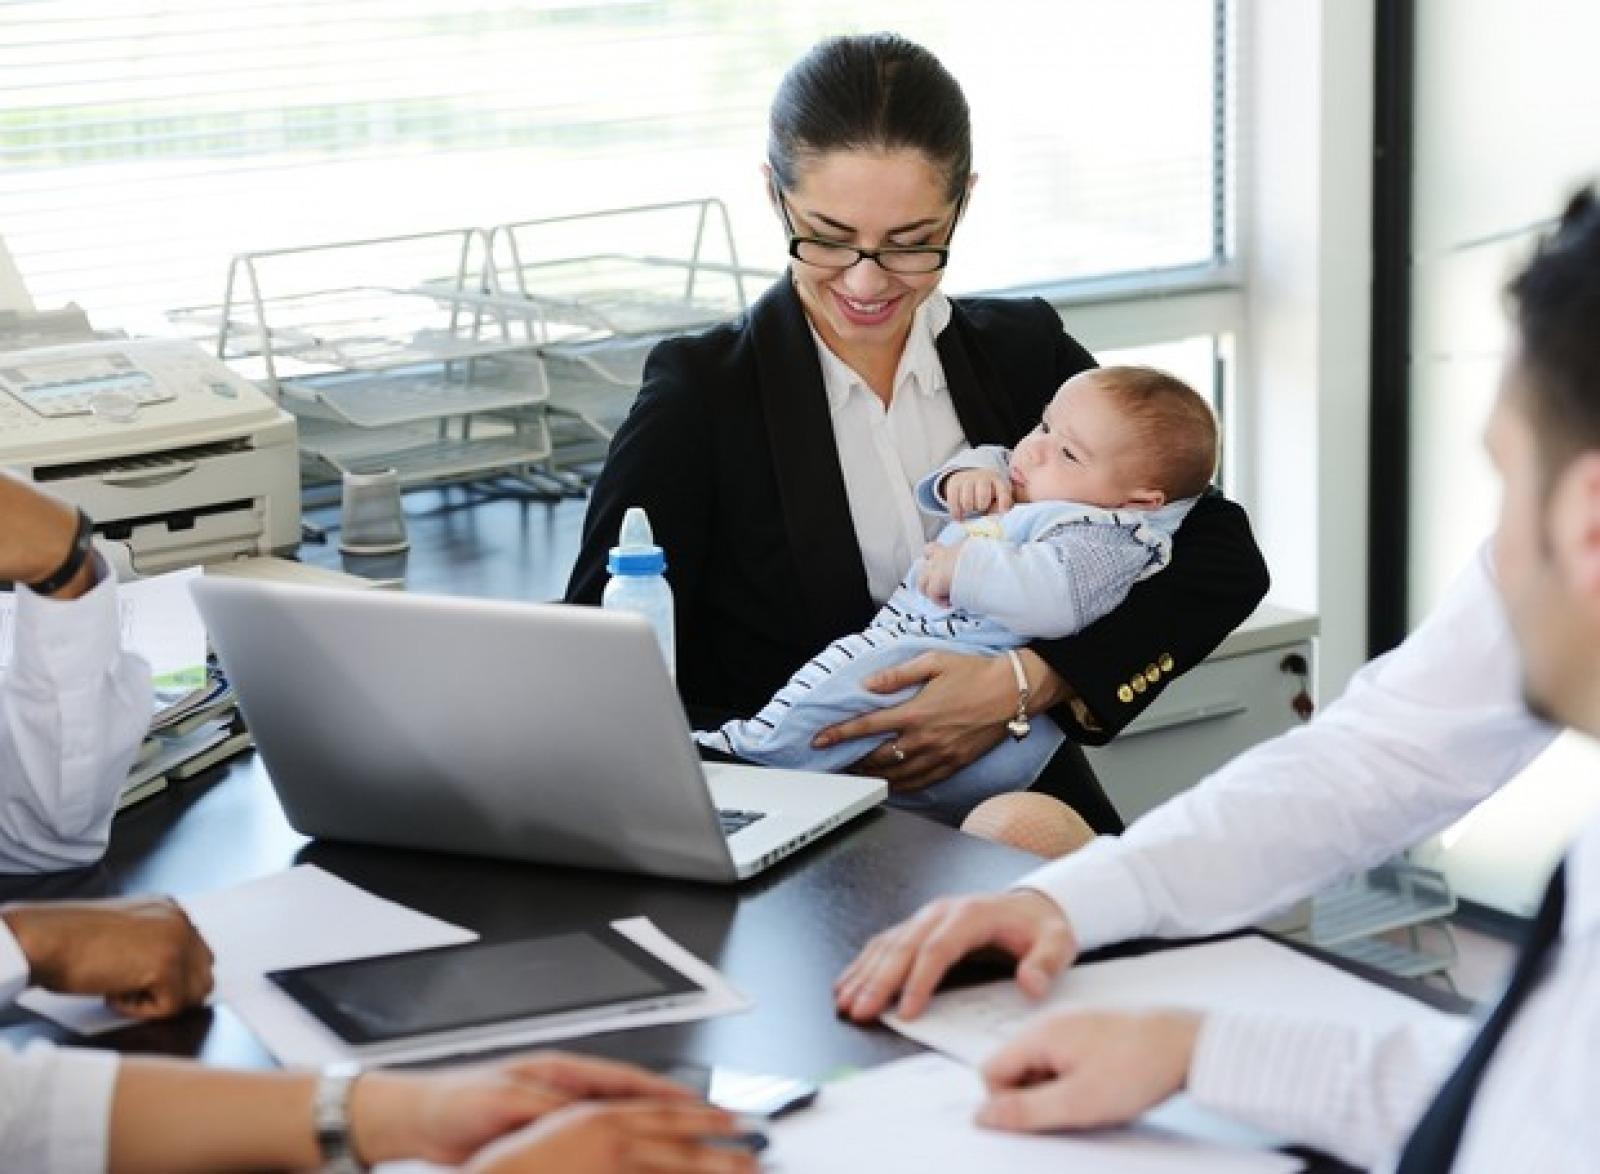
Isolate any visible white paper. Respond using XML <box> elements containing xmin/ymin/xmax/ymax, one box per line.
<box><xmin>120</xmin><ymin>566</ymin><xmax>208</xmax><ymax>681</ymax></box>
<box><xmin>0</xmin><ymin>564</ymin><xmax>206</xmax><ymax>681</ymax></box>
<box><xmin>885</xmin><ymin>935</ymin><xmax>1458</xmax><ymax>1066</ymax></box>
<box><xmin>230</xmin><ymin>914</ymin><xmax>752</xmax><ymax>1068</ymax></box>
<box><xmin>19</xmin><ymin>864</ymin><xmax>476</xmax><ymax>1035</ymax></box>
<box><xmin>882</xmin><ymin>935</ymin><xmax>1462</xmax><ymax>1159</ymax></box>
<box><xmin>766</xmin><ymin>1052</ymin><xmax>1298</xmax><ymax>1174</ymax></box>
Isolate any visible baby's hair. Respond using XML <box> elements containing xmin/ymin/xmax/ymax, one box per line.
<box><xmin>1095</xmin><ymin>365</ymin><xmax>1219</xmax><ymax>500</ymax></box>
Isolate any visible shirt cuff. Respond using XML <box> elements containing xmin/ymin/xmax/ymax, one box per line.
<box><xmin>1010</xmin><ymin>836</ymin><xmax>1156</xmax><ymax>951</ymax></box>
<box><xmin>0</xmin><ymin>920</ymin><xmax>29</xmax><ymax>1004</ymax></box>
<box><xmin>13</xmin><ymin>555</ymin><xmax>121</xmax><ymax>689</ymax></box>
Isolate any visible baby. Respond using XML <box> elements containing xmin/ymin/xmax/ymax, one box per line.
<box><xmin>696</xmin><ymin>365</ymin><xmax>1219</xmax><ymax>824</ymax></box>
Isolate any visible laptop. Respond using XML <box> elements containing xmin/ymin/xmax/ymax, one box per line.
<box><xmin>190</xmin><ymin>577</ymin><xmax>885</xmax><ymax>882</ymax></box>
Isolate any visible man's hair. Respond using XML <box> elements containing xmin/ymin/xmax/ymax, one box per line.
<box><xmin>1096</xmin><ymin>365</ymin><xmax>1219</xmax><ymax>500</ymax></box>
<box><xmin>1508</xmin><ymin>186</ymin><xmax>1600</xmax><ymax>490</ymax></box>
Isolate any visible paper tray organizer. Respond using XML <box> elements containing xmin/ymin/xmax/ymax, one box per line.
<box><xmin>170</xmin><ymin>202</ymin><xmax>779</xmax><ymax>490</ymax></box>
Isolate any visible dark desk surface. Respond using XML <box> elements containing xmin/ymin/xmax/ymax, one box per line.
<box><xmin>1</xmin><ymin>753</ymin><xmax>1043</xmax><ymax>1080</ymax></box>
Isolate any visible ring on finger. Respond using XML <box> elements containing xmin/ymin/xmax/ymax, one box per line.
<box><xmin>889</xmin><ymin>742</ymin><xmax>907</xmax><ymax>764</ymax></box>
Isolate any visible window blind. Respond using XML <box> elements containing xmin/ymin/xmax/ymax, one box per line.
<box><xmin>0</xmin><ymin>0</ymin><xmax>1227</xmax><ymax>332</ymax></box>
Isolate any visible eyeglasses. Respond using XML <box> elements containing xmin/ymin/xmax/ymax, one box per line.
<box><xmin>772</xmin><ymin>183</ymin><xmax>965</xmax><ymax>275</ymax></box>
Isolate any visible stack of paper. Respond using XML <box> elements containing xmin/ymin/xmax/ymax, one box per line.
<box><xmin>118</xmin><ymin>567</ymin><xmax>251</xmax><ymax>807</ymax></box>
<box><xmin>0</xmin><ymin>565</ymin><xmax>252</xmax><ymax>806</ymax></box>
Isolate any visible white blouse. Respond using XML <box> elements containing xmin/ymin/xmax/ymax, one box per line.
<box><xmin>809</xmin><ymin>291</ymin><xmax>969</xmax><ymax>604</ymax></box>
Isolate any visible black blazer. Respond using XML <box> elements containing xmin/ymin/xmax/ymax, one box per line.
<box><xmin>567</xmin><ymin>279</ymin><xmax>1270</xmax><ymax>829</ymax></box>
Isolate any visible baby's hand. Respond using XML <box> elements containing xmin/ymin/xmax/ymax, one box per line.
<box><xmin>943</xmin><ymin>469</ymin><xmax>1013</xmax><ymax>520</ymax></box>
<box><xmin>918</xmin><ymin>539</ymin><xmax>965</xmax><ymax>605</ymax></box>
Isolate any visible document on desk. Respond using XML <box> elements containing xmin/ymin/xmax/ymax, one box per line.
<box><xmin>881</xmin><ymin>935</ymin><xmax>1461</xmax><ymax>1162</ymax></box>
<box><xmin>19</xmin><ymin>864</ymin><xmax>477</xmax><ymax>1036</ymax></box>
<box><xmin>884</xmin><ymin>935</ymin><xmax>1458</xmax><ymax>1065</ymax></box>
<box><xmin>766</xmin><ymin>1052</ymin><xmax>1298</xmax><ymax>1173</ymax></box>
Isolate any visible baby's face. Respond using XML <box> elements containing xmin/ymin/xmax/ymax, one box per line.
<box><xmin>1009</xmin><ymin>373</ymin><xmax>1157</xmax><ymax>509</ymax></box>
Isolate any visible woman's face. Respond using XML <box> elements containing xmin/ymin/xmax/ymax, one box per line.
<box><xmin>774</xmin><ymin>148</ymin><xmax>962</xmax><ymax>359</ymax></box>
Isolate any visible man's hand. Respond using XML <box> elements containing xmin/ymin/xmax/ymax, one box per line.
<box><xmin>0</xmin><ymin>473</ymin><xmax>96</xmax><ymax>599</ymax></box>
<box><xmin>916</xmin><ymin>539</ymin><xmax>965</xmax><ymax>605</ymax></box>
<box><xmin>977</xmin><ymin>1010</ymin><xmax>1202</xmax><ymax>1133</ymax></box>
<box><xmin>462</xmin><ymin>1101</ymin><xmax>758</xmax><ymax>1174</ymax></box>
<box><xmin>352</xmin><ymin>1053</ymin><xmax>703</xmax><ymax>1167</ymax></box>
<box><xmin>834</xmin><ymin>890</ymin><xmax>1077</xmax><ymax>1022</ymax></box>
<box><xmin>1</xmin><ymin>896</ymin><xmax>214</xmax><ymax>1018</ymax></box>
<box><xmin>943</xmin><ymin>469</ymin><xmax>1013</xmax><ymax>520</ymax></box>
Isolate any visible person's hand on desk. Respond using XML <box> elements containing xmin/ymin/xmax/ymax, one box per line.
<box><xmin>814</xmin><ymin>649</ymin><xmax>1067</xmax><ymax>791</ymax></box>
<box><xmin>351</xmin><ymin>1052</ymin><xmax>755</xmax><ymax>1171</ymax></box>
<box><xmin>977</xmin><ymin>1009</ymin><xmax>1202</xmax><ymax>1133</ymax></box>
<box><xmin>834</xmin><ymin>889</ymin><xmax>1078</xmax><ymax>1022</ymax></box>
<box><xmin>463</xmin><ymin>1100</ymin><xmax>759</xmax><ymax>1174</ymax></box>
<box><xmin>0</xmin><ymin>895</ymin><xmax>214</xmax><ymax>1018</ymax></box>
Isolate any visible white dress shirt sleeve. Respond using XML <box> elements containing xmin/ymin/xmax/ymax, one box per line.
<box><xmin>1018</xmin><ymin>543</ymin><xmax>1557</xmax><ymax>949</ymax></box>
<box><xmin>1187</xmin><ymin>1008</ymin><xmax>1472</xmax><ymax>1169</ymax></box>
<box><xmin>0</xmin><ymin>559</ymin><xmax>152</xmax><ymax>872</ymax></box>
<box><xmin>0</xmin><ymin>922</ymin><xmax>120</xmax><ymax>1174</ymax></box>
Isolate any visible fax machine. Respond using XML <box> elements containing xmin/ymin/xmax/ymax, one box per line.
<box><xmin>0</xmin><ymin>337</ymin><xmax>300</xmax><ymax>574</ymax></box>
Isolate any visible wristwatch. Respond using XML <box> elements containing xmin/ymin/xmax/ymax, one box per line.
<box><xmin>26</xmin><ymin>507</ymin><xmax>94</xmax><ymax>596</ymax></box>
<box><xmin>314</xmin><ymin>1061</ymin><xmax>368</xmax><ymax>1173</ymax></box>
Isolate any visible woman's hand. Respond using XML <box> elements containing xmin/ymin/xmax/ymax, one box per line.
<box><xmin>813</xmin><ymin>650</ymin><xmax>1066</xmax><ymax>791</ymax></box>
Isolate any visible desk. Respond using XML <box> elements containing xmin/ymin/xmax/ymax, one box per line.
<box><xmin>0</xmin><ymin>753</ymin><xmax>1044</xmax><ymax>1079</ymax></box>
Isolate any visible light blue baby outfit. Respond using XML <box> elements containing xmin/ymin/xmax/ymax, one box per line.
<box><xmin>696</xmin><ymin>445</ymin><xmax>1195</xmax><ymax>824</ymax></box>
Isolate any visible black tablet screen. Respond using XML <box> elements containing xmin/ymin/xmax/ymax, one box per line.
<box><xmin>269</xmin><ymin>927</ymin><xmax>701</xmax><ymax>1044</ymax></box>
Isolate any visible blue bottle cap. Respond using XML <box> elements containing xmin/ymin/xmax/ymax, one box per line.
<box><xmin>608</xmin><ymin>506</ymin><xmax>667</xmax><ymax>575</ymax></box>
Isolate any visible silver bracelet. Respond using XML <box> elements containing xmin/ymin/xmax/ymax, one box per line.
<box><xmin>314</xmin><ymin>1061</ymin><xmax>368</xmax><ymax>1174</ymax></box>
<box><xmin>1003</xmin><ymin>649</ymin><xmax>1032</xmax><ymax>741</ymax></box>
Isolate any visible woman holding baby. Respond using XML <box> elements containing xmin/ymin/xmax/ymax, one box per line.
<box><xmin>567</xmin><ymin>32</ymin><xmax>1267</xmax><ymax>839</ymax></box>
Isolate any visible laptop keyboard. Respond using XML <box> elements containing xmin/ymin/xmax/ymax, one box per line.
<box><xmin>718</xmin><ymin>807</ymin><xmax>767</xmax><ymax>837</ymax></box>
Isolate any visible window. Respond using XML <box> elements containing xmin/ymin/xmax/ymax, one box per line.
<box><xmin>0</xmin><ymin>0</ymin><xmax>1232</xmax><ymax>332</ymax></box>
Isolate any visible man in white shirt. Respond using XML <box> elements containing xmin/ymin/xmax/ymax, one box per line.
<box><xmin>1</xmin><ymin>472</ymin><xmax>151</xmax><ymax>872</ymax></box>
<box><xmin>834</xmin><ymin>189</ymin><xmax>1600</xmax><ymax>1169</ymax></box>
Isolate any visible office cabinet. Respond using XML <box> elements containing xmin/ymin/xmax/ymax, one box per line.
<box><xmin>1085</xmin><ymin>604</ymin><xmax>1318</xmax><ymax>824</ymax></box>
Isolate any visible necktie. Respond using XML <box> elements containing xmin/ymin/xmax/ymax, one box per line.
<box><xmin>1393</xmin><ymin>861</ymin><xmax>1567</xmax><ymax>1172</ymax></box>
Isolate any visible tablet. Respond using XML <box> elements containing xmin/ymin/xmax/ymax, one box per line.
<box><xmin>268</xmin><ymin>927</ymin><xmax>704</xmax><ymax>1045</ymax></box>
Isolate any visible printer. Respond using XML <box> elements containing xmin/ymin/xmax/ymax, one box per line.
<box><xmin>0</xmin><ymin>333</ymin><xmax>301</xmax><ymax>575</ymax></box>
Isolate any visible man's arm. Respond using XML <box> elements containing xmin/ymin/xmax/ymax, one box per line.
<box><xmin>836</xmin><ymin>545</ymin><xmax>1555</xmax><ymax>1022</ymax></box>
<box><xmin>976</xmin><ymin>1007</ymin><xmax>1472</xmax><ymax>1171</ymax></box>
<box><xmin>0</xmin><ymin>475</ymin><xmax>152</xmax><ymax>871</ymax></box>
<box><xmin>1023</xmin><ymin>543</ymin><xmax>1554</xmax><ymax>951</ymax></box>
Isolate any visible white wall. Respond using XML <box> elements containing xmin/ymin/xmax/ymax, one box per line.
<box><xmin>1407</xmin><ymin>0</ymin><xmax>1600</xmax><ymax>911</ymax></box>
<box><xmin>1408</xmin><ymin>0</ymin><xmax>1600</xmax><ymax>619</ymax></box>
<box><xmin>1237</xmin><ymin>0</ymin><xmax>1375</xmax><ymax>700</ymax></box>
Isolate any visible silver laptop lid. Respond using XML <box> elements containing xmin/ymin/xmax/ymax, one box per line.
<box><xmin>191</xmin><ymin>577</ymin><xmax>741</xmax><ymax>882</ymax></box>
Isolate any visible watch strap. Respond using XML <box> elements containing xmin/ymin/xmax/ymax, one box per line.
<box><xmin>26</xmin><ymin>507</ymin><xmax>95</xmax><ymax>596</ymax></box>
<box><xmin>314</xmin><ymin>1061</ymin><xmax>368</xmax><ymax>1173</ymax></box>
